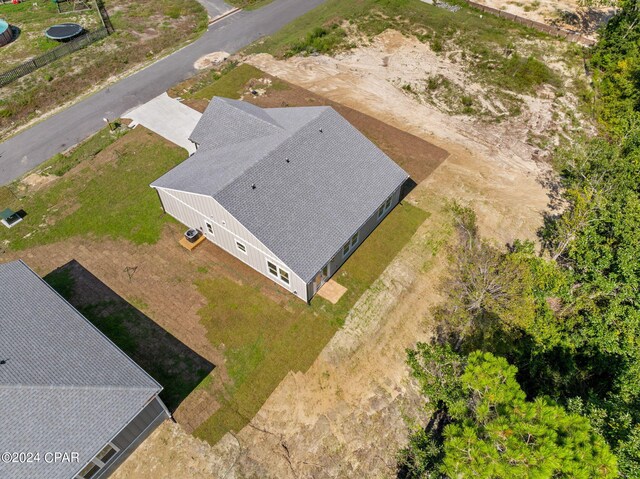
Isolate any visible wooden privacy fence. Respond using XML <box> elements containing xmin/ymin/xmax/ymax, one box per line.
<box><xmin>464</xmin><ymin>1</ymin><xmax>596</xmax><ymax>46</ymax></box>
<box><xmin>0</xmin><ymin>27</ymin><xmax>109</xmax><ymax>87</ymax></box>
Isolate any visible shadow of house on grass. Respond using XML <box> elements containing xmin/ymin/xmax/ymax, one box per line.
<box><xmin>44</xmin><ymin>259</ymin><xmax>214</xmax><ymax>412</ymax></box>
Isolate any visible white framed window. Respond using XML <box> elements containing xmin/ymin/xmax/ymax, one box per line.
<box><xmin>266</xmin><ymin>259</ymin><xmax>290</xmax><ymax>286</ymax></box>
<box><xmin>236</xmin><ymin>241</ymin><xmax>247</xmax><ymax>254</ymax></box>
<box><xmin>343</xmin><ymin>232</ymin><xmax>360</xmax><ymax>258</ymax></box>
<box><xmin>94</xmin><ymin>444</ymin><xmax>118</xmax><ymax>465</ymax></box>
<box><xmin>75</xmin><ymin>443</ymin><xmax>119</xmax><ymax>479</ymax></box>
<box><xmin>267</xmin><ymin>260</ymin><xmax>278</xmax><ymax>278</ymax></box>
<box><xmin>350</xmin><ymin>232</ymin><xmax>358</xmax><ymax>247</ymax></box>
<box><xmin>378</xmin><ymin>194</ymin><xmax>394</xmax><ymax>219</ymax></box>
<box><xmin>205</xmin><ymin>221</ymin><xmax>214</xmax><ymax>235</ymax></box>
<box><xmin>77</xmin><ymin>462</ymin><xmax>101</xmax><ymax>479</ymax></box>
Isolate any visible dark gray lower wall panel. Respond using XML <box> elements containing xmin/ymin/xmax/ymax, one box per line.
<box><xmin>92</xmin><ymin>397</ymin><xmax>169</xmax><ymax>479</ymax></box>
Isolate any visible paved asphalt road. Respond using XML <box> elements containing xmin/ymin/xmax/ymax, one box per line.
<box><xmin>0</xmin><ymin>0</ymin><xmax>325</xmax><ymax>185</ymax></box>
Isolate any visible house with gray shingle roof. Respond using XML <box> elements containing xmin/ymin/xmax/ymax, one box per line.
<box><xmin>0</xmin><ymin>260</ymin><xmax>170</xmax><ymax>479</ymax></box>
<box><xmin>151</xmin><ymin>97</ymin><xmax>410</xmax><ymax>302</ymax></box>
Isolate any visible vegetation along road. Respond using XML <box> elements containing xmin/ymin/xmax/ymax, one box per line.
<box><xmin>0</xmin><ymin>0</ymin><xmax>325</xmax><ymax>185</ymax></box>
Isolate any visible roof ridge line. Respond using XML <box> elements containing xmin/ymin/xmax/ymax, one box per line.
<box><xmin>209</xmin><ymin>106</ymin><xmax>333</xmax><ymax>194</ymax></box>
<box><xmin>216</xmin><ymin>107</ymin><xmax>334</xmax><ymax>190</ymax></box>
<box><xmin>218</xmin><ymin>97</ymin><xmax>285</xmax><ymax>131</ymax></box>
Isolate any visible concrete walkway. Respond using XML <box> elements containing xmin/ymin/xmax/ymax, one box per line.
<box><xmin>124</xmin><ymin>93</ymin><xmax>201</xmax><ymax>155</ymax></box>
<box><xmin>200</xmin><ymin>0</ymin><xmax>235</xmax><ymax>20</ymax></box>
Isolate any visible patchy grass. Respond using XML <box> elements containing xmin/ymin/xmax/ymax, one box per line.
<box><xmin>3</xmin><ymin>126</ymin><xmax>187</xmax><ymax>250</ymax></box>
<box><xmin>188</xmin><ymin>63</ymin><xmax>288</xmax><ymax>100</ymax></box>
<box><xmin>0</xmin><ymin>0</ymin><xmax>207</xmax><ymax>140</ymax></box>
<box><xmin>247</xmin><ymin>0</ymin><xmax>568</xmax><ymax>96</ymax></box>
<box><xmin>44</xmin><ymin>264</ymin><xmax>213</xmax><ymax>410</ymax></box>
<box><xmin>193</xmin><ymin>63</ymin><xmax>267</xmax><ymax>100</ymax></box>
<box><xmin>39</xmin><ymin>127</ymin><xmax>125</xmax><ymax>177</ymax></box>
<box><xmin>286</xmin><ymin>23</ymin><xmax>349</xmax><ymax>57</ymax></box>
<box><xmin>193</xmin><ymin>202</ymin><xmax>428</xmax><ymax>444</ymax></box>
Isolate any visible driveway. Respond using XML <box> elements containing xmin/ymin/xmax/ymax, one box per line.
<box><xmin>200</xmin><ymin>0</ymin><xmax>235</xmax><ymax>19</ymax></box>
<box><xmin>124</xmin><ymin>93</ymin><xmax>202</xmax><ymax>155</ymax></box>
<box><xmin>0</xmin><ymin>0</ymin><xmax>327</xmax><ymax>186</ymax></box>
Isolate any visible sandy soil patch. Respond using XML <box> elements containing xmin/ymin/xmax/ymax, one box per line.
<box><xmin>316</xmin><ymin>279</ymin><xmax>348</xmax><ymax>304</ymax></box>
<box><xmin>194</xmin><ymin>51</ymin><xmax>230</xmax><ymax>70</ymax></box>
<box><xmin>110</xmin><ymin>421</ymin><xmax>239</xmax><ymax>479</ymax></box>
<box><xmin>471</xmin><ymin>0</ymin><xmax>614</xmax><ymax>36</ymax></box>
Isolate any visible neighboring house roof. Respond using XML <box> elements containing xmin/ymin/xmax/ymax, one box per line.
<box><xmin>0</xmin><ymin>260</ymin><xmax>162</xmax><ymax>479</ymax></box>
<box><xmin>152</xmin><ymin>97</ymin><xmax>409</xmax><ymax>283</ymax></box>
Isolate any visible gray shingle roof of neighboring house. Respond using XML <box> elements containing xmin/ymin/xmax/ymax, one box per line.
<box><xmin>0</xmin><ymin>260</ymin><xmax>162</xmax><ymax>479</ymax></box>
<box><xmin>152</xmin><ymin>97</ymin><xmax>410</xmax><ymax>283</ymax></box>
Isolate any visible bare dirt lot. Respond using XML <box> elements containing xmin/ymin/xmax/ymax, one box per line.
<box><xmin>109</xmin><ymin>26</ymin><xmax>577</xmax><ymax>477</ymax></box>
<box><xmin>472</xmin><ymin>0</ymin><xmax>614</xmax><ymax>36</ymax></box>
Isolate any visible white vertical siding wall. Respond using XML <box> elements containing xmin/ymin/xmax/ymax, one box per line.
<box><xmin>154</xmin><ymin>187</ymin><xmax>308</xmax><ymax>302</ymax></box>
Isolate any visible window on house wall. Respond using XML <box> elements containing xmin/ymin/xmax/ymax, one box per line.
<box><xmin>267</xmin><ymin>261</ymin><xmax>278</xmax><ymax>277</ymax></box>
<box><xmin>279</xmin><ymin>268</ymin><xmax>290</xmax><ymax>284</ymax></box>
<box><xmin>76</xmin><ymin>462</ymin><xmax>101</xmax><ymax>479</ymax></box>
<box><xmin>76</xmin><ymin>442</ymin><xmax>119</xmax><ymax>478</ymax></box>
<box><xmin>236</xmin><ymin>241</ymin><xmax>247</xmax><ymax>254</ymax></box>
<box><xmin>378</xmin><ymin>194</ymin><xmax>394</xmax><ymax>219</ymax></box>
<box><xmin>205</xmin><ymin>221</ymin><xmax>214</xmax><ymax>235</ymax></box>
<box><xmin>343</xmin><ymin>242</ymin><xmax>350</xmax><ymax>257</ymax></box>
<box><xmin>351</xmin><ymin>232</ymin><xmax>358</xmax><ymax>247</ymax></box>
<box><xmin>95</xmin><ymin>444</ymin><xmax>118</xmax><ymax>465</ymax></box>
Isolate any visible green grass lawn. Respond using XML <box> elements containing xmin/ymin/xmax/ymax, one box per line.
<box><xmin>183</xmin><ymin>62</ymin><xmax>288</xmax><ymax>101</ymax></box>
<box><xmin>3</xmin><ymin>126</ymin><xmax>187</xmax><ymax>251</ymax></box>
<box><xmin>194</xmin><ymin>201</ymin><xmax>428</xmax><ymax>444</ymax></box>
<box><xmin>193</xmin><ymin>63</ymin><xmax>266</xmax><ymax>100</ymax></box>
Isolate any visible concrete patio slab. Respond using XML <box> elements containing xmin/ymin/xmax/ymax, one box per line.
<box><xmin>317</xmin><ymin>279</ymin><xmax>348</xmax><ymax>304</ymax></box>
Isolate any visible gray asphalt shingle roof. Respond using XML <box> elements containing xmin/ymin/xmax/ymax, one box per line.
<box><xmin>152</xmin><ymin>98</ymin><xmax>409</xmax><ymax>283</ymax></box>
<box><xmin>0</xmin><ymin>260</ymin><xmax>162</xmax><ymax>479</ymax></box>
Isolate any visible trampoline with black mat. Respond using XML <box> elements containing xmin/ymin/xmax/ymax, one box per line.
<box><xmin>45</xmin><ymin>23</ymin><xmax>84</xmax><ymax>41</ymax></box>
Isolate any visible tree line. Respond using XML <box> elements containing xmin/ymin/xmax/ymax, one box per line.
<box><xmin>399</xmin><ymin>1</ymin><xmax>640</xmax><ymax>476</ymax></box>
